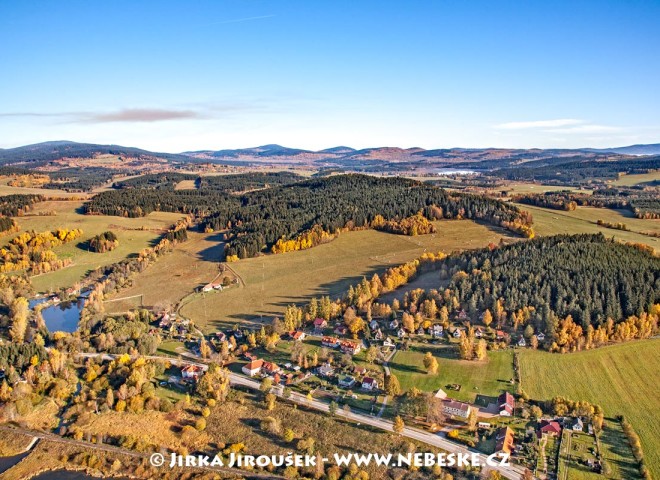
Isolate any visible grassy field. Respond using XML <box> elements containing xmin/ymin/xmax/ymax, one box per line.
<box><xmin>610</xmin><ymin>171</ymin><xmax>660</xmax><ymax>186</ymax></box>
<box><xmin>0</xmin><ymin>177</ymin><xmax>82</xmax><ymax>198</ymax></box>
<box><xmin>1</xmin><ymin>199</ymin><xmax>183</xmax><ymax>293</ymax></box>
<box><xmin>105</xmin><ymin>231</ymin><xmax>225</xmax><ymax>312</ymax></box>
<box><xmin>516</xmin><ymin>204</ymin><xmax>660</xmax><ymax>251</ymax></box>
<box><xmin>519</xmin><ymin>339</ymin><xmax>660</xmax><ymax>479</ymax></box>
<box><xmin>388</xmin><ymin>343</ymin><xmax>514</xmax><ymax>402</ymax></box>
<box><xmin>501</xmin><ymin>182</ymin><xmax>591</xmax><ymax>194</ymax></box>
<box><xmin>180</xmin><ymin>220</ymin><xmax>516</xmax><ymax>331</ymax></box>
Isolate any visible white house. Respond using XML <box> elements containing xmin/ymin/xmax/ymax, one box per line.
<box><xmin>536</xmin><ymin>333</ymin><xmax>546</xmax><ymax>342</ymax></box>
<box><xmin>338</xmin><ymin>375</ymin><xmax>356</xmax><ymax>388</ymax></box>
<box><xmin>181</xmin><ymin>364</ymin><xmax>203</xmax><ymax>381</ymax></box>
<box><xmin>453</xmin><ymin>329</ymin><xmax>463</xmax><ymax>338</ymax></box>
<box><xmin>242</xmin><ymin>359</ymin><xmax>264</xmax><ymax>377</ymax></box>
<box><xmin>443</xmin><ymin>400</ymin><xmax>471</xmax><ymax>419</ymax></box>
<box><xmin>383</xmin><ymin>337</ymin><xmax>396</xmax><ymax>348</ymax></box>
<box><xmin>572</xmin><ymin>418</ymin><xmax>584</xmax><ymax>431</ymax></box>
<box><xmin>517</xmin><ymin>337</ymin><xmax>526</xmax><ymax>347</ymax></box>
<box><xmin>361</xmin><ymin>377</ymin><xmax>378</xmax><ymax>391</ymax></box>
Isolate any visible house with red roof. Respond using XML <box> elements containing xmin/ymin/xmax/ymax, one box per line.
<box><xmin>538</xmin><ymin>419</ymin><xmax>562</xmax><ymax>438</ymax></box>
<box><xmin>242</xmin><ymin>359</ymin><xmax>264</xmax><ymax>377</ymax></box>
<box><xmin>498</xmin><ymin>392</ymin><xmax>515</xmax><ymax>416</ymax></box>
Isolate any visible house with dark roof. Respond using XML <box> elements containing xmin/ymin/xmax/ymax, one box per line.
<box><xmin>495</xmin><ymin>426</ymin><xmax>514</xmax><ymax>454</ymax></box>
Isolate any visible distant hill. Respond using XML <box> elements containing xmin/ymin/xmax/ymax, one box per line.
<box><xmin>0</xmin><ymin>141</ymin><xmax>191</xmax><ymax>165</ymax></box>
<box><xmin>588</xmin><ymin>144</ymin><xmax>660</xmax><ymax>156</ymax></box>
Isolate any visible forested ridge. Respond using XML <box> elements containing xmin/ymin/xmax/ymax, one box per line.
<box><xmin>86</xmin><ymin>174</ymin><xmax>533</xmax><ymax>259</ymax></box>
<box><xmin>514</xmin><ymin>188</ymin><xmax>660</xmax><ymax>218</ymax></box>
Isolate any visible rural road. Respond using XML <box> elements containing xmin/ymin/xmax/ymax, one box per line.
<box><xmin>76</xmin><ymin>352</ymin><xmax>529</xmax><ymax>479</ymax></box>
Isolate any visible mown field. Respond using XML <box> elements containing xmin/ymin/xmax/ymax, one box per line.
<box><xmin>1</xmin><ymin>199</ymin><xmax>183</xmax><ymax>293</ymax></box>
<box><xmin>388</xmin><ymin>344</ymin><xmax>514</xmax><ymax>403</ymax></box>
<box><xmin>515</xmin><ymin>204</ymin><xmax>660</xmax><ymax>251</ymax></box>
<box><xmin>180</xmin><ymin>220</ymin><xmax>517</xmax><ymax>331</ymax></box>
<box><xmin>610</xmin><ymin>171</ymin><xmax>660</xmax><ymax>186</ymax></box>
<box><xmin>519</xmin><ymin>339</ymin><xmax>660</xmax><ymax>479</ymax></box>
<box><xmin>105</xmin><ymin>231</ymin><xmax>225</xmax><ymax>312</ymax></box>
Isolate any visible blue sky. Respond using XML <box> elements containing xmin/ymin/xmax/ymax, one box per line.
<box><xmin>1</xmin><ymin>0</ymin><xmax>659</xmax><ymax>151</ymax></box>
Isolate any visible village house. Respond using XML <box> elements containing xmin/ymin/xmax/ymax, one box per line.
<box><xmin>353</xmin><ymin>365</ymin><xmax>367</xmax><ymax>376</ymax></box>
<box><xmin>338</xmin><ymin>375</ymin><xmax>356</xmax><ymax>388</ymax></box>
<box><xmin>431</xmin><ymin>324</ymin><xmax>444</xmax><ymax>338</ymax></box>
<box><xmin>537</xmin><ymin>419</ymin><xmax>562</xmax><ymax>438</ymax></box>
<box><xmin>474</xmin><ymin>327</ymin><xmax>484</xmax><ymax>338</ymax></box>
<box><xmin>383</xmin><ymin>337</ymin><xmax>396</xmax><ymax>348</ymax></box>
<box><xmin>389</xmin><ymin>319</ymin><xmax>399</xmax><ymax>329</ymax></box>
<box><xmin>416</xmin><ymin>326</ymin><xmax>425</xmax><ymax>335</ymax></box>
<box><xmin>453</xmin><ymin>329</ymin><xmax>463</xmax><ymax>338</ymax></box>
<box><xmin>215</xmin><ymin>331</ymin><xmax>227</xmax><ymax>342</ymax></box>
<box><xmin>317</xmin><ymin>363</ymin><xmax>335</xmax><ymax>377</ymax></box>
<box><xmin>322</xmin><ymin>336</ymin><xmax>341</xmax><ymax>348</ymax></box>
<box><xmin>498</xmin><ymin>392</ymin><xmax>515</xmax><ymax>416</ymax></box>
<box><xmin>572</xmin><ymin>417</ymin><xmax>584</xmax><ymax>431</ymax></box>
<box><xmin>536</xmin><ymin>332</ymin><xmax>546</xmax><ymax>342</ymax></box>
<box><xmin>369</xmin><ymin>319</ymin><xmax>379</xmax><ymax>330</ymax></box>
<box><xmin>517</xmin><ymin>337</ymin><xmax>526</xmax><ymax>347</ymax></box>
<box><xmin>340</xmin><ymin>340</ymin><xmax>362</xmax><ymax>355</ymax></box>
<box><xmin>496</xmin><ymin>330</ymin><xmax>507</xmax><ymax>341</ymax></box>
<box><xmin>181</xmin><ymin>364</ymin><xmax>204</xmax><ymax>381</ymax></box>
<box><xmin>373</xmin><ymin>328</ymin><xmax>384</xmax><ymax>340</ymax></box>
<box><xmin>361</xmin><ymin>377</ymin><xmax>379</xmax><ymax>391</ymax></box>
<box><xmin>397</xmin><ymin>328</ymin><xmax>406</xmax><ymax>338</ymax></box>
<box><xmin>334</xmin><ymin>324</ymin><xmax>348</xmax><ymax>335</ymax></box>
<box><xmin>202</xmin><ymin>281</ymin><xmax>223</xmax><ymax>292</ymax></box>
<box><xmin>244</xmin><ymin>351</ymin><xmax>257</xmax><ymax>361</ymax></box>
<box><xmin>457</xmin><ymin>309</ymin><xmax>468</xmax><ymax>320</ymax></box>
<box><xmin>290</xmin><ymin>330</ymin><xmax>306</xmax><ymax>341</ymax></box>
<box><xmin>242</xmin><ymin>359</ymin><xmax>264</xmax><ymax>377</ymax></box>
<box><xmin>262</xmin><ymin>361</ymin><xmax>280</xmax><ymax>375</ymax></box>
<box><xmin>313</xmin><ymin>318</ymin><xmax>328</xmax><ymax>332</ymax></box>
<box><xmin>495</xmin><ymin>426</ymin><xmax>514</xmax><ymax>455</ymax></box>
<box><xmin>442</xmin><ymin>400</ymin><xmax>471</xmax><ymax>419</ymax></box>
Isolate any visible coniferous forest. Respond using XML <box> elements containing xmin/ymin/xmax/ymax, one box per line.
<box><xmin>436</xmin><ymin>234</ymin><xmax>660</xmax><ymax>335</ymax></box>
<box><xmin>85</xmin><ymin>174</ymin><xmax>533</xmax><ymax>259</ymax></box>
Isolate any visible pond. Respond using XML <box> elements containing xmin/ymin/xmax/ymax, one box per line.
<box><xmin>33</xmin><ymin>291</ymin><xmax>90</xmax><ymax>333</ymax></box>
<box><xmin>0</xmin><ymin>451</ymin><xmax>30</xmax><ymax>474</ymax></box>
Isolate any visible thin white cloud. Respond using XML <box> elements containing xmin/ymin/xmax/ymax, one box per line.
<box><xmin>494</xmin><ymin>119</ymin><xmax>584</xmax><ymax>130</ymax></box>
<box><xmin>545</xmin><ymin>124</ymin><xmax>621</xmax><ymax>134</ymax></box>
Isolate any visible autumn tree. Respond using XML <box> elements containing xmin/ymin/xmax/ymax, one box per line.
<box><xmin>423</xmin><ymin>352</ymin><xmax>439</xmax><ymax>374</ymax></box>
<box><xmin>393</xmin><ymin>415</ymin><xmax>405</xmax><ymax>434</ymax></box>
<box><xmin>10</xmin><ymin>297</ymin><xmax>29</xmax><ymax>343</ymax></box>
<box><xmin>385</xmin><ymin>374</ymin><xmax>402</xmax><ymax>396</ymax></box>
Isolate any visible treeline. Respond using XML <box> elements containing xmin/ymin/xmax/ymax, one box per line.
<box><xmin>491</xmin><ymin>157</ymin><xmax>660</xmax><ymax>184</ymax></box>
<box><xmin>112</xmin><ymin>171</ymin><xmax>301</xmax><ymax>193</ymax></box>
<box><xmin>85</xmin><ymin>189</ymin><xmax>236</xmax><ymax>217</ymax></box>
<box><xmin>113</xmin><ymin>172</ymin><xmax>197</xmax><ymax>190</ymax></box>
<box><xmin>619</xmin><ymin>415</ymin><xmax>652</xmax><ymax>479</ymax></box>
<box><xmin>88</xmin><ymin>231</ymin><xmax>119</xmax><ymax>253</ymax></box>
<box><xmin>0</xmin><ymin>194</ymin><xmax>45</xmax><ymax>216</ymax></box>
<box><xmin>514</xmin><ymin>188</ymin><xmax>660</xmax><ymax>219</ymax></box>
<box><xmin>596</xmin><ymin>219</ymin><xmax>629</xmax><ymax>231</ymax></box>
<box><xmin>0</xmin><ymin>217</ymin><xmax>17</xmax><ymax>234</ymax></box>
<box><xmin>0</xmin><ymin>228</ymin><xmax>84</xmax><ymax>274</ymax></box>
<box><xmin>515</xmin><ymin>192</ymin><xmax>579</xmax><ymax>211</ymax></box>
